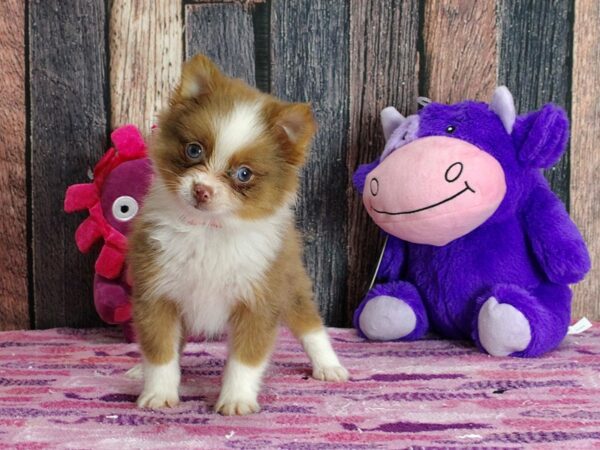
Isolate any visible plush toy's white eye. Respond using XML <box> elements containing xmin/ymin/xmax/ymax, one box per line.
<box><xmin>112</xmin><ymin>196</ymin><xmax>139</xmax><ymax>222</ymax></box>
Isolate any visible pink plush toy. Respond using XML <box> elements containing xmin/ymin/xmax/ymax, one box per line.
<box><xmin>64</xmin><ymin>125</ymin><xmax>153</xmax><ymax>341</ymax></box>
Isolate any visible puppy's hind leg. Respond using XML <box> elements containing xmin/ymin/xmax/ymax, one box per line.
<box><xmin>285</xmin><ymin>280</ymin><xmax>349</xmax><ymax>382</ymax></box>
<box><xmin>134</xmin><ymin>297</ymin><xmax>182</xmax><ymax>409</ymax></box>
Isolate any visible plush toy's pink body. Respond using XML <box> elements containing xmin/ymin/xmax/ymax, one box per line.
<box><xmin>64</xmin><ymin>125</ymin><xmax>153</xmax><ymax>341</ymax></box>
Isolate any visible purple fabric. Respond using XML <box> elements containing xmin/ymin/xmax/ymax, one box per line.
<box><xmin>377</xmin><ymin>236</ymin><xmax>405</xmax><ymax>282</ymax></box>
<box><xmin>380</xmin><ymin>114</ymin><xmax>420</xmax><ymax>161</ymax></box>
<box><xmin>96</xmin><ymin>157</ymin><xmax>153</xmax><ymax>341</ymax></box>
<box><xmin>100</xmin><ymin>158</ymin><xmax>153</xmax><ymax>235</ymax></box>
<box><xmin>352</xmin><ymin>159</ymin><xmax>379</xmax><ymax>194</ymax></box>
<box><xmin>353</xmin><ymin>91</ymin><xmax>591</xmax><ymax>357</ymax></box>
<box><xmin>512</xmin><ymin>104</ymin><xmax>570</xmax><ymax>169</ymax></box>
<box><xmin>93</xmin><ymin>273</ymin><xmax>130</xmax><ymax>324</ymax></box>
<box><xmin>94</xmin><ymin>273</ymin><xmax>135</xmax><ymax>342</ymax></box>
<box><xmin>3</xmin><ymin>326</ymin><xmax>600</xmax><ymax>448</ymax></box>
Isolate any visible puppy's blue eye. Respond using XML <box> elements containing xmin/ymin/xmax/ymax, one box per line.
<box><xmin>236</xmin><ymin>166</ymin><xmax>253</xmax><ymax>183</ymax></box>
<box><xmin>185</xmin><ymin>142</ymin><xmax>204</xmax><ymax>160</ymax></box>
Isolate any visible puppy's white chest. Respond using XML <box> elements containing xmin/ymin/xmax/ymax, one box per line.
<box><xmin>150</xmin><ymin>221</ymin><xmax>282</xmax><ymax>336</ymax></box>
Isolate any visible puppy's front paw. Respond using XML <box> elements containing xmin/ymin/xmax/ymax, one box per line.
<box><xmin>215</xmin><ymin>396</ymin><xmax>260</xmax><ymax>416</ymax></box>
<box><xmin>137</xmin><ymin>389</ymin><xmax>180</xmax><ymax>409</ymax></box>
<box><xmin>313</xmin><ymin>365</ymin><xmax>349</xmax><ymax>382</ymax></box>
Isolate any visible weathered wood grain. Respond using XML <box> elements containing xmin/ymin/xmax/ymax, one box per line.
<box><xmin>0</xmin><ymin>0</ymin><xmax>28</xmax><ymax>330</ymax></box>
<box><xmin>110</xmin><ymin>0</ymin><xmax>182</xmax><ymax>130</ymax></box>
<box><xmin>185</xmin><ymin>3</ymin><xmax>256</xmax><ymax>85</ymax></box>
<box><xmin>421</xmin><ymin>0</ymin><xmax>497</xmax><ymax>103</ymax></box>
<box><xmin>571</xmin><ymin>0</ymin><xmax>600</xmax><ymax>320</ymax></box>
<box><xmin>498</xmin><ymin>0</ymin><xmax>572</xmax><ymax>207</ymax></box>
<box><xmin>30</xmin><ymin>0</ymin><xmax>108</xmax><ymax>328</ymax></box>
<box><xmin>346</xmin><ymin>0</ymin><xmax>420</xmax><ymax>323</ymax></box>
<box><xmin>186</xmin><ymin>0</ymin><xmax>265</xmax><ymax>3</ymax></box>
<box><xmin>271</xmin><ymin>0</ymin><xmax>349</xmax><ymax>326</ymax></box>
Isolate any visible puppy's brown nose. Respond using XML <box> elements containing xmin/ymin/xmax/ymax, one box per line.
<box><xmin>193</xmin><ymin>183</ymin><xmax>213</xmax><ymax>203</ymax></box>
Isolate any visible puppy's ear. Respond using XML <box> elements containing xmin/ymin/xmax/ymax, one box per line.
<box><xmin>174</xmin><ymin>54</ymin><xmax>222</xmax><ymax>101</ymax></box>
<box><xmin>271</xmin><ymin>102</ymin><xmax>317</xmax><ymax>166</ymax></box>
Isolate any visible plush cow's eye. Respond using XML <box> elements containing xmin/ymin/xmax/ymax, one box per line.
<box><xmin>445</xmin><ymin>125</ymin><xmax>456</xmax><ymax>134</ymax></box>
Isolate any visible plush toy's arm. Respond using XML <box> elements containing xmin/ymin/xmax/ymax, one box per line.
<box><xmin>375</xmin><ymin>234</ymin><xmax>406</xmax><ymax>282</ymax></box>
<box><xmin>523</xmin><ymin>184</ymin><xmax>591</xmax><ymax>284</ymax></box>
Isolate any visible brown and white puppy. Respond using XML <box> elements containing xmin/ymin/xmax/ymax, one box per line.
<box><xmin>128</xmin><ymin>54</ymin><xmax>348</xmax><ymax>416</ymax></box>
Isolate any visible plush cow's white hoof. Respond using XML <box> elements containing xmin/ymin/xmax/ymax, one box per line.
<box><xmin>359</xmin><ymin>295</ymin><xmax>417</xmax><ymax>341</ymax></box>
<box><xmin>477</xmin><ymin>297</ymin><xmax>531</xmax><ymax>356</ymax></box>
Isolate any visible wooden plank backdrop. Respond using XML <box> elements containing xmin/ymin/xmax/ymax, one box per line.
<box><xmin>571</xmin><ymin>0</ymin><xmax>600</xmax><ymax>320</ymax></box>
<box><xmin>421</xmin><ymin>0</ymin><xmax>497</xmax><ymax>103</ymax></box>
<box><xmin>346</xmin><ymin>0</ymin><xmax>420</xmax><ymax>320</ymax></box>
<box><xmin>2</xmin><ymin>0</ymin><xmax>598</xmax><ymax>330</ymax></box>
<box><xmin>0</xmin><ymin>0</ymin><xmax>28</xmax><ymax>330</ymax></box>
<box><xmin>29</xmin><ymin>0</ymin><xmax>108</xmax><ymax>328</ymax></box>
<box><xmin>271</xmin><ymin>0</ymin><xmax>351</xmax><ymax>326</ymax></box>
<box><xmin>186</xmin><ymin>2</ymin><xmax>256</xmax><ymax>85</ymax></box>
<box><xmin>498</xmin><ymin>0</ymin><xmax>573</xmax><ymax>206</ymax></box>
<box><xmin>110</xmin><ymin>0</ymin><xmax>182</xmax><ymax>130</ymax></box>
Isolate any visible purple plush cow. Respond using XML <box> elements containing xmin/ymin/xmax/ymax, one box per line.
<box><xmin>353</xmin><ymin>87</ymin><xmax>590</xmax><ymax>357</ymax></box>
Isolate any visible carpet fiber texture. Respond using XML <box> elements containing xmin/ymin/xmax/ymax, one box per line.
<box><xmin>0</xmin><ymin>327</ymin><xmax>599</xmax><ymax>449</ymax></box>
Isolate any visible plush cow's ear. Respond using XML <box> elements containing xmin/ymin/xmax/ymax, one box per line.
<box><xmin>381</xmin><ymin>107</ymin><xmax>405</xmax><ymax>140</ymax></box>
<box><xmin>489</xmin><ymin>86</ymin><xmax>516</xmax><ymax>134</ymax></box>
<box><xmin>512</xmin><ymin>104</ymin><xmax>569</xmax><ymax>169</ymax></box>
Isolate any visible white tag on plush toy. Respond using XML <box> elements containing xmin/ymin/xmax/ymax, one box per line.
<box><xmin>567</xmin><ymin>317</ymin><xmax>593</xmax><ymax>335</ymax></box>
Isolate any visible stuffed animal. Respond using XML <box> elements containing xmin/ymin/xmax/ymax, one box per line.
<box><xmin>64</xmin><ymin>125</ymin><xmax>153</xmax><ymax>341</ymax></box>
<box><xmin>353</xmin><ymin>87</ymin><xmax>591</xmax><ymax>357</ymax></box>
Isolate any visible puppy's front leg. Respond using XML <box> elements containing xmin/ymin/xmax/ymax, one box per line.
<box><xmin>285</xmin><ymin>282</ymin><xmax>348</xmax><ymax>382</ymax></box>
<box><xmin>216</xmin><ymin>303</ymin><xmax>278</xmax><ymax>416</ymax></box>
<box><xmin>134</xmin><ymin>298</ymin><xmax>182</xmax><ymax>409</ymax></box>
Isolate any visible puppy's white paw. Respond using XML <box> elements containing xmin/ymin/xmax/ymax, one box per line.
<box><xmin>125</xmin><ymin>363</ymin><xmax>143</xmax><ymax>380</ymax></box>
<box><xmin>301</xmin><ymin>329</ymin><xmax>349</xmax><ymax>382</ymax></box>
<box><xmin>313</xmin><ymin>365</ymin><xmax>349</xmax><ymax>382</ymax></box>
<box><xmin>137</xmin><ymin>358</ymin><xmax>181</xmax><ymax>409</ymax></box>
<box><xmin>137</xmin><ymin>389</ymin><xmax>179</xmax><ymax>409</ymax></box>
<box><xmin>215</xmin><ymin>395</ymin><xmax>260</xmax><ymax>416</ymax></box>
<box><xmin>216</xmin><ymin>357</ymin><xmax>266</xmax><ymax>415</ymax></box>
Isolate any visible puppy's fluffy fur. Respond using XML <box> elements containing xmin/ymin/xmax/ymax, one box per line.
<box><xmin>129</xmin><ymin>54</ymin><xmax>348</xmax><ymax>415</ymax></box>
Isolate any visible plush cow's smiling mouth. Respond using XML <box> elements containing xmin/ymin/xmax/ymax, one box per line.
<box><xmin>372</xmin><ymin>181</ymin><xmax>476</xmax><ymax>215</ymax></box>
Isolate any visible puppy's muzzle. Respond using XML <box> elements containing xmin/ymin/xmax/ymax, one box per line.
<box><xmin>193</xmin><ymin>183</ymin><xmax>214</xmax><ymax>204</ymax></box>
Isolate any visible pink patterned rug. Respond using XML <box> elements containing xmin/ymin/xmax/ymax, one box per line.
<box><xmin>0</xmin><ymin>326</ymin><xmax>599</xmax><ymax>449</ymax></box>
